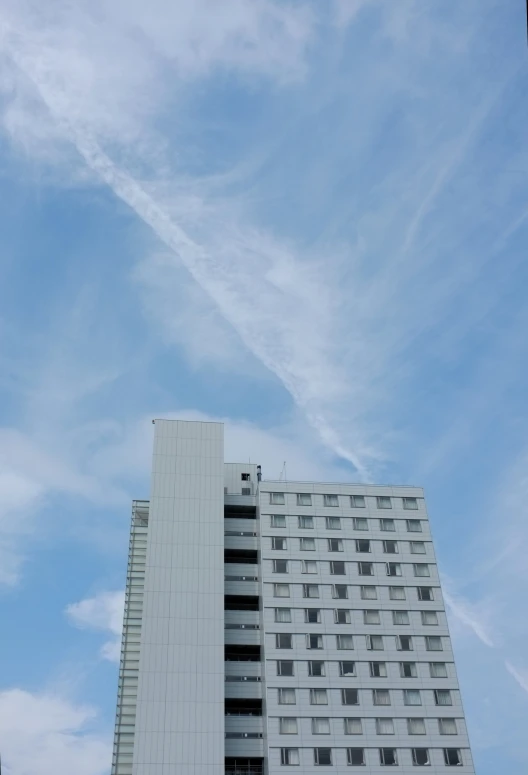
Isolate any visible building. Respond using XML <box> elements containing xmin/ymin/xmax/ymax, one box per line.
<box><xmin>112</xmin><ymin>419</ymin><xmax>475</xmax><ymax>775</ymax></box>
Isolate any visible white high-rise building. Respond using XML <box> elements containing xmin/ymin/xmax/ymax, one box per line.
<box><xmin>112</xmin><ymin>419</ymin><xmax>475</xmax><ymax>775</ymax></box>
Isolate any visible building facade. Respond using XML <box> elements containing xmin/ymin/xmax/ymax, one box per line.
<box><xmin>112</xmin><ymin>419</ymin><xmax>475</xmax><ymax>775</ymax></box>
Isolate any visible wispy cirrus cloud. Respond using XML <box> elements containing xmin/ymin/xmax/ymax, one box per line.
<box><xmin>65</xmin><ymin>590</ymin><xmax>125</xmax><ymax>663</ymax></box>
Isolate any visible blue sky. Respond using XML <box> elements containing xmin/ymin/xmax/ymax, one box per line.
<box><xmin>0</xmin><ymin>0</ymin><xmax>527</xmax><ymax>771</ymax></box>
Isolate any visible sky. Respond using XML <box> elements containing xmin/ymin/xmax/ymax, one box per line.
<box><xmin>0</xmin><ymin>0</ymin><xmax>527</xmax><ymax>772</ymax></box>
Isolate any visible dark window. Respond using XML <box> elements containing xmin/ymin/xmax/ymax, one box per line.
<box><xmin>356</xmin><ymin>539</ymin><xmax>371</xmax><ymax>553</ymax></box>
<box><xmin>306</xmin><ymin>608</ymin><xmax>321</xmax><ymax>623</ymax></box>
<box><xmin>417</xmin><ymin>587</ymin><xmax>433</xmax><ymax>601</ymax></box>
<box><xmin>339</xmin><ymin>661</ymin><xmax>355</xmax><ymax>676</ymax></box>
<box><xmin>276</xmin><ymin>634</ymin><xmax>292</xmax><ymax>649</ymax></box>
<box><xmin>277</xmin><ymin>660</ymin><xmax>294</xmax><ymax>676</ymax></box>
<box><xmin>347</xmin><ymin>748</ymin><xmax>365</xmax><ymax>765</ymax></box>
<box><xmin>358</xmin><ymin>562</ymin><xmax>374</xmax><ymax>576</ymax></box>
<box><xmin>380</xmin><ymin>748</ymin><xmax>397</xmax><ymax>765</ymax></box>
<box><xmin>412</xmin><ymin>749</ymin><xmax>430</xmax><ymax>766</ymax></box>
<box><xmin>330</xmin><ymin>561</ymin><xmax>346</xmax><ymax>575</ymax></box>
<box><xmin>341</xmin><ymin>688</ymin><xmax>359</xmax><ymax>705</ymax></box>
<box><xmin>309</xmin><ymin>661</ymin><xmax>325</xmax><ymax>677</ymax></box>
<box><xmin>314</xmin><ymin>748</ymin><xmax>332</xmax><ymax>765</ymax></box>
<box><xmin>444</xmin><ymin>749</ymin><xmax>462</xmax><ymax>766</ymax></box>
<box><xmin>241</xmin><ymin>473</ymin><xmax>250</xmax><ymax>481</ymax></box>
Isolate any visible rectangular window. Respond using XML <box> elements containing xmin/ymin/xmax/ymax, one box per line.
<box><xmin>380</xmin><ymin>518</ymin><xmax>395</xmax><ymax>532</ymax></box>
<box><xmin>373</xmin><ymin>689</ymin><xmax>391</xmax><ymax>706</ymax></box>
<box><xmin>396</xmin><ymin>635</ymin><xmax>413</xmax><ymax>651</ymax></box>
<box><xmin>274</xmin><ymin>584</ymin><xmax>290</xmax><ymax>598</ymax></box>
<box><xmin>273</xmin><ymin>559</ymin><xmax>288</xmax><ymax>574</ymax></box>
<box><xmin>341</xmin><ymin>688</ymin><xmax>359</xmax><ymax>705</ymax></box>
<box><xmin>400</xmin><ymin>662</ymin><xmax>417</xmax><ymax>678</ymax></box>
<box><xmin>303</xmin><ymin>584</ymin><xmax>320</xmax><ymax>599</ymax></box>
<box><xmin>366</xmin><ymin>634</ymin><xmax>384</xmax><ymax>651</ymax></box>
<box><xmin>403</xmin><ymin>497</ymin><xmax>419</xmax><ymax>510</ymax></box>
<box><xmin>299</xmin><ymin>515</ymin><xmax>314</xmax><ymax>529</ymax></box>
<box><xmin>330</xmin><ymin>560</ymin><xmax>346</xmax><ymax>575</ymax></box>
<box><xmin>386</xmin><ymin>563</ymin><xmax>402</xmax><ymax>577</ymax></box>
<box><xmin>383</xmin><ymin>540</ymin><xmax>398</xmax><ymax>554</ymax></box>
<box><xmin>340</xmin><ymin>661</ymin><xmax>356</xmax><ymax>676</ymax></box>
<box><xmin>277</xmin><ymin>659</ymin><xmax>294</xmax><ymax>675</ymax></box>
<box><xmin>435</xmin><ymin>690</ymin><xmax>452</xmax><ymax>706</ymax></box>
<box><xmin>358</xmin><ymin>562</ymin><xmax>374</xmax><ymax>576</ymax></box>
<box><xmin>300</xmin><ymin>537</ymin><xmax>316</xmax><ymax>551</ymax></box>
<box><xmin>308</xmin><ymin>661</ymin><xmax>325</xmax><ymax>677</ymax></box>
<box><xmin>271</xmin><ymin>514</ymin><xmax>286</xmax><ymax>528</ymax></box>
<box><xmin>389</xmin><ymin>586</ymin><xmax>406</xmax><ymax>600</ymax></box>
<box><xmin>403</xmin><ymin>689</ymin><xmax>422</xmax><ymax>706</ymax></box>
<box><xmin>280</xmin><ymin>717</ymin><xmax>298</xmax><ymax>734</ymax></box>
<box><xmin>310</xmin><ymin>689</ymin><xmax>328</xmax><ymax>705</ymax></box>
<box><xmin>351</xmin><ymin>495</ymin><xmax>366</xmax><ymax>508</ymax></box>
<box><xmin>426</xmin><ymin>636</ymin><xmax>443</xmax><ymax>651</ymax></box>
<box><xmin>272</xmin><ymin>537</ymin><xmax>287</xmax><ymax>550</ymax></box>
<box><xmin>280</xmin><ymin>748</ymin><xmax>299</xmax><ymax>765</ymax></box>
<box><xmin>379</xmin><ymin>748</ymin><xmax>397</xmax><ymax>766</ymax></box>
<box><xmin>417</xmin><ymin>587</ymin><xmax>433</xmax><ymax>601</ymax></box>
<box><xmin>270</xmin><ymin>492</ymin><xmax>285</xmax><ymax>505</ymax></box>
<box><xmin>356</xmin><ymin>539</ymin><xmax>371</xmax><ymax>553</ymax></box>
<box><xmin>276</xmin><ymin>633</ymin><xmax>292</xmax><ymax>649</ymax></box>
<box><xmin>353</xmin><ymin>517</ymin><xmax>369</xmax><ymax>530</ymax></box>
<box><xmin>337</xmin><ymin>634</ymin><xmax>354</xmax><ymax>650</ymax></box>
<box><xmin>439</xmin><ymin>718</ymin><xmax>457</xmax><ymax>735</ymax></box>
<box><xmin>242</xmin><ymin>487</ymin><xmax>251</xmax><ymax>494</ymax></box>
<box><xmin>297</xmin><ymin>493</ymin><xmax>312</xmax><ymax>506</ymax></box>
<box><xmin>408</xmin><ymin>718</ymin><xmax>426</xmax><ymax>735</ymax></box>
<box><xmin>324</xmin><ymin>494</ymin><xmax>339</xmax><ymax>507</ymax></box>
<box><xmin>326</xmin><ymin>516</ymin><xmax>341</xmax><ymax>530</ymax></box>
<box><xmin>328</xmin><ymin>538</ymin><xmax>343</xmax><ymax>552</ymax></box>
<box><xmin>376</xmin><ymin>718</ymin><xmax>394</xmax><ymax>735</ymax></box>
<box><xmin>363</xmin><ymin>609</ymin><xmax>380</xmax><ymax>625</ymax></box>
<box><xmin>275</xmin><ymin>608</ymin><xmax>292</xmax><ymax>623</ymax></box>
<box><xmin>307</xmin><ymin>634</ymin><xmax>323</xmax><ymax>650</ymax></box>
<box><xmin>369</xmin><ymin>661</ymin><xmax>387</xmax><ymax>678</ymax></box>
<box><xmin>347</xmin><ymin>748</ymin><xmax>365</xmax><ymax>765</ymax></box>
<box><xmin>430</xmin><ymin>662</ymin><xmax>448</xmax><ymax>678</ymax></box>
<box><xmin>412</xmin><ymin>749</ymin><xmax>430</xmax><ymax>766</ymax></box>
<box><xmin>344</xmin><ymin>718</ymin><xmax>362</xmax><ymax>735</ymax></box>
<box><xmin>377</xmin><ymin>496</ymin><xmax>392</xmax><ymax>509</ymax></box>
<box><xmin>305</xmin><ymin>608</ymin><xmax>321</xmax><ymax>624</ymax></box>
<box><xmin>392</xmin><ymin>610</ymin><xmax>409</xmax><ymax>625</ymax></box>
<box><xmin>278</xmin><ymin>687</ymin><xmax>296</xmax><ymax>704</ymax></box>
<box><xmin>421</xmin><ymin>611</ymin><xmax>438</xmax><ymax>625</ymax></box>
<box><xmin>333</xmin><ymin>584</ymin><xmax>348</xmax><ymax>599</ymax></box>
<box><xmin>302</xmin><ymin>560</ymin><xmax>318</xmax><ymax>574</ymax></box>
<box><xmin>312</xmin><ymin>719</ymin><xmax>331</xmax><ymax>735</ymax></box>
<box><xmin>413</xmin><ymin>563</ymin><xmax>430</xmax><ymax>577</ymax></box>
<box><xmin>241</xmin><ymin>473</ymin><xmax>250</xmax><ymax>481</ymax></box>
<box><xmin>407</xmin><ymin>519</ymin><xmax>422</xmax><ymax>532</ymax></box>
<box><xmin>444</xmin><ymin>749</ymin><xmax>462</xmax><ymax>766</ymax></box>
<box><xmin>335</xmin><ymin>609</ymin><xmax>351</xmax><ymax>624</ymax></box>
<box><xmin>410</xmin><ymin>541</ymin><xmax>426</xmax><ymax>554</ymax></box>
<box><xmin>360</xmin><ymin>585</ymin><xmax>377</xmax><ymax>600</ymax></box>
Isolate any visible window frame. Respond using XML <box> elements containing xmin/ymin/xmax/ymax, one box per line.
<box><xmin>325</xmin><ymin>516</ymin><xmax>341</xmax><ymax>530</ymax></box>
<box><xmin>270</xmin><ymin>492</ymin><xmax>285</xmax><ymax>505</ymax></box>
<box><xmin>358</xmin><ymin>561</ymin><xmax>374</xmax><ymax>576</ymax></box>
<box><xmin>330</xmin><ymin>560</ymin><xmax>346</xmax><ymax>575</ymax></box>
<box><xmin>336</xmin><ymin>633</ymin><xmax>354</xmax><ymax>650</ymax></box>
<box><xmin>273</xmin><ymin>559</ymin><xmax>289</xmax><ymax>574</ymax></box>
<box><xmin>379</xmin><ymin>748</ymin><xmax>398</xmax><ymax>766</ymax></box>
<box><xmin>303</xmin><ymin>583</ymin><xmax>320</xmax><ymax>599</ymax></box>
<box><xmin>341</xmin><ymin>688</ymin><xmax>359</xmax><ymax>706</ymax></box>
<box><xmin>276</xmin><ymin>633</ymin><xmax>293</xmax><ymax>650</ymax></box>
<box><xmin>272</xmin><ymin>536</ymin><xmax>287</xmax><ymax>551</ymax></box>
<box><xmin>323</xmin><ymin>494</ymin><xmax>339</xmax><ymax>507</ymax></box>
<box><xmin>350</xmin><ymin>495</ymin><xmax>366</xmax><ymax>508</ymax></box>
<box><xmin>313</xmin><ymin>747</ymin><xmax>332</xmax><ymax>767</ymax></box>
<box><xmin>380</xmin><ymin>518</ymin><xmax>395</xmax><ymax>532</ymax></box>
<box><xmin>298</xmin><ymin>515</ymin><xmax>314</xmax><ymax>529</ymax></box>
<box><xmin>339</xmin><ymin>660</ymin><xmax>356</xmax><ymax>677</ymax></box>
<box><xmin>347</xmin><ymin>747</ymin><xmax>365</xmax><ymax>765</ymax></box>
<box><xmin>271</xmin><ymin>514</ymin><xmax>286</xmax><ymax>528</ymax></box>
<box><xmin>277</xmin><ymin>661</ymin><xmax>295</xmax><ymax>677</ymax></box>
<box><xmin>297</xmin><ymin>493</ymin><xmax>312</xmax><ymax>506</ymax></box>
<box><xmin>411</xmin><ymin>748</ymin><xmax>430</xmax><ymax>766</ymax></box>
<box><xmin>403</xmin><ymin>497</ymin><xmax>419</xmax><ymax>510</ymax></box>
<box><xmin>300</xmin><ymin>537</ymin><xmax>316</xmax><ymax>551</ymax></box>
<box><xmin>369</xmin><ymin>661</ymin><xmax>387</xmax><ymax>678</ymax></box>
<box><xmin>278</xmin><ymin>687</ymin><xmax>296</xmax><ymax>704</ymax></box>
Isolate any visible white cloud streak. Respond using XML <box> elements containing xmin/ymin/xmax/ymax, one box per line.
<box><xmin>505</xmin><ymin>662</ymin><xmax>528</xmax><ymax>696</ymax></box>
<box><xmin>65</xmin><ymin>590</ymin><xmax>125</xmax><ymax>663</ymax></box>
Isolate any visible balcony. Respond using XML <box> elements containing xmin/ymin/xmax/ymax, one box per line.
<box><xmin>225</xmin><ymin>595</ymin><xmax>259</xmax><ymax>612</ymax></box>
<box><xmin>225</xmin><ymin>758</ymin><xmax>263</xmax><ymax>775</ymax></box>
<box><xmin>225</xmin><ymin>645</ymin><xmax>261</xmax><ymax>662</ymax></box>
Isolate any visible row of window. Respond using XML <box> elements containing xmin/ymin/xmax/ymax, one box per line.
<box><xmin>270</xmin><ymin>558</ymin><xmax>432</xmax><ymax>578</ymax></box>
<box><xmin>279</xmin><ymin>746</ymin><xmax>463</xmax><ymax>766</ymax></box>
<box><xmin>273</xmin><ymin>607</ymin><xmax>440</xmax><ymax>625</ymax></box>
<box><xmin>274</xmin><ymin>633</ymin><xmax>445</xmax><ymax>652</ymax></box>
<box><xmin>275</xmin><ymin>687</ymin><xmax>454</xmax><ymax>707</ymax></box>
<box><xmin>268</xmin><ymin>494</ymin><xmax>420</xmax><ymax>510</ymax></box>
<box><xmin>276</xmin><ymin>716</ymin><xmax>458</xmax><ymax>736</ymax></box>
<box><xmin>269</xmin><ymin>515</ymin><xmax>423</xmax><ymax>531</ymax></box>
<box><xmin>268</xmin><ymin>535</ymin><xmax>427</xmax><ymax>555</ymax></box>
<box><xmin>272</xmin><ymin>583</ymin><xmax>436</xmax><ymax>601</ymax></box>
<box><xmin>274</xmin><ymin>659</ymin><xmax>449</xmax><ymax>678</ymax></box>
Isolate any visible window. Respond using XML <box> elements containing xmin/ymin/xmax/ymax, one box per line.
<box><xmin>400</xmin><ymin>662</ymin><xmax>417</xmax><ymax>678</ymax></box>
<box><xmin>330</xmin><ymin>561</ymin><xmax>346</xmax><ymax>575</ymax></box>
<box><xmin>303</xmin><ymin>584</ymin><xmax>320</xmax><ymax>599</ymax></box>
<box><xmin>430</xmin><ymin>662</ymin><xmax>448</xmax><ymax>678</ymax></box>
<box><xmin>324</xmin><ymin>494</ymin><xmax>339</xmax><ymax>507</ymax></box>
<box><xmin>270</xmin><ymin>492</ymin><xmax>285</xmax><ymax>505</ymax></box>
<box><xmin>363</xmin><ymin>609</ymin><xmax>380</xmax><ymax>625</ymax></box>
<box><xmin>273</xmin><ymin>559</ymin><xmax>289</xmax><ymax>574</ymax></box>
<box><xmin>274</xmin><ymin>584</ymin><xmax>290</xmax><ymax>598</ymax></box>
<box><xmin>307</xmin><ymin>634</ymin><xmax>323</xmax><ymax>650</ymax></box>
<box><xmin>272</xmin><ymin>537</ymin><xmax>287</xmax><ymax>550</ymax></box>
<box><xmin>421</xmin><ymin>611</ymin><xmax>438</xmax><ymax>626</ymax></box>
<box><xmin>347</xmin><ymin>748</ymin><xmax>365</xmax><ymax>765</ymax></box>
<box><xmin>341</xmin><ymin>688</ymin><xmax>359</xmax><ymax>705</ymax></box>
<box><xmin>407</xmin><ymin>519</ymin><xmax>422</xmax><ymax>532</ymax></box>
<box><xmin>305</xmin><ymin>608</ymin><xmax>321</xmax><ymax>624</ymax></box>
<box><xmin>366</xmin><ymin>635</ymin><xmax>384</xmax><ymax>651</ymax></box>
<box><xmin>333</xmin><ymin>584</ymin><xmax>348</xmax><ymax>599</ymax></box>
<box><xmin>353</xmin><ymin>517</ymin><xmax>369</xmax><ymax>530</ymax></box>
<box><xmin>278</xmin><ymin>687</ymin><xmax>296</xmax><ymax>704</ymax></box>
<box><xmin>328</xmin><ymin>538</ymin><xmax>343</xmax><ymax>552</ymax></box>
<box><xmin>389</xmin><ymin>586</ymin><xmax>406</xmax><ymax>600</ymax></box>
<box><xmin>403</xmin><ymin>689</ymin><xmax>422</xmax><ymax>706</ymax></box>
<box><xmin>408</xmin><ymin>718</ymin><xmax>426</xmax><ymax>735</ymax></box>
<box><xmin>241</xmin><ymin>487</ymin><xmax>251</xmax><ymax>495</ymax></box>
<box><xmin>279</xmin><ymin>717</ymin><xmax>298</xmax><ymax>735</ymax></box>
<box><xmin>297</xmin><ymin>493</ymin><xmax>312</xmax><ymax>506</ymax></box>
<box><xmin>373</xmin><ymin>689</ymin><xmax>391</xmax><ymax>706</ymax></box>
<box><xmin>383</xmin><ymin>540</ymin><xmax>398</xmax><ymax>554</ymax></box>
<box><xmin>335</xmin><ymin>609</ymin><xmax>351</xmax><ymax>624</ymax></box>
<box><xmin>417</xmin><ymin>587</ymin><xmax>433</xmax><ymax>601</ymax></box>
<box><xmin>369</xmin><ymin>661</ymin><xmax>387</xmax><ymax>678</ymax></box>
<box><xmin>413</xmin><ymin>564</ymin><xmax>430</xmax><ymax>577</ymax></box>
<box><xmin>412</xmin><ymin>749</ymin><xmax>430</xmax><ymax>766</ymax></box>
<box><xmin>281</xmin><ymin>748</ymin><xmax>299</xmax><ymax>765</ymax></box>
<box><xmin>299</xmin><ymin>515</ymin><xmax>314</xmax><ymax>529</ymax></box>
<box><xmin>380</xmin><ymin>518</ymin><xmax>395</xmax><ymax>532</ymax></box>
<box><xmin>444</xmin><ymin>749</ymin><xmax>462</xmax><ymax>766</ymax></box>
<box><xmin>326</xmin><ymin>516</ymin><xmax>341</xmax><ymax>530</ymax></box>
<box><xmin>392</xmin><ymin>610</ymin><xmax>409</xmax><ymax>625</ymax></box>
<box><xmin>340</xmin><ymin>661</ymin><xmax>356</xmax><ymax>676</ymax></box>
<box><xmin>310</xmin><ymin>689</ymin><xmax>328</xmax><ymax>705</ymax></box>
<box><xmin>358</xmin><ymin>562</ymin><xmax>374</xmax><ymax>576</ymax></box>
<box><xmin>377</xmin><ymin>496</ymin><xmax>392</xmax><ymax>509</ymax></box>
<box><xmin>312</xmin><ymin>719</ymin><xmax>331</xmax><ymax>735</ymax></box>
<box><xmin>425</xmin><ymin>636</ymin><xmax>443</xmax><ymax>651</ymax></box>
<box><xmin>360</xmin><ymin>585</ymin><xmax>377</xmax><ymax>600</ymax></box>
<box><xmin>275</xmin><ymin>608</ymin><xmax>292</xmax><ymax>623</ymax></box>
<box><xmin>435</xmin><ymin>690</ymin><xmax>452</xmax><ymax>706</ymax></box>
<box><xmin>344</xmin><ymin>718</ymin><xmax>362</xmax><ymax>735</ymax></box>
<box><xmin>410</xmin><ymin>541</ymin><xmax>426</xmax><ymax>554</ymax></box>
<box><xmin>300</xmin><ymin>537</ymin><xmax>316</xmax><ymax>551</ymax></box>
<box><xmin>302</xmin><ymin>560</ymin><xmax>318</xmax><ymax>574</ymax></box>
<box><xmin>241</xmin><ymin>473</ymin><xmax>250</xmax><ymax>481</ymax></box>
<box><xmin>379</xmin><ymin>748</ymin><xmax>397</xmax><ymax>766</ymax></box>
<box><xmin>386</xmin><ymin>563</ymin><xmax>402</xmax><ymax>577</ymax></box>
<box><xmin>276</xmin><ymin>634</ymin><xmax>292</xmax><ymax>649</ymax></box>
<box><xmin>309</xmin><ymin>661</ymin><xmax>325</xmax><ymax>677</ymax></box>
<box><xmin>403</xmin><ymin>497</ymin><xmax>419</xmax><ymax>510</ymax></box>
<box><xmin>351</xmin><ymin>495</ymin><xmax>366</xmax><ymax>508</ymax></box>
<box><xmin>396</xmin><ymin>635</ymin><xmax>413</xmax><ymax>651</ymax></box>
<box><xmin>356</xmin><ymin>539</ymin><xmax>371</xmax><ymax>553</ymax></box>
<box><xmin>337</xmin><ymin>634</ymin><xmax>354</xmax><ymax>650</ymax></box>
<box><xmin>376</xmin><ymin>718</ymin><xmax>394</xmax><ymax>735</ymax></box>
<box><xmin>271</xmin><ymin>515</ymin><xmax>286</xmax><ymax>528</ymax></box>
<box><xmin>439</xmin><ymin>719</ymin><xmax>457</xmax><ymax>735</ymax></box>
